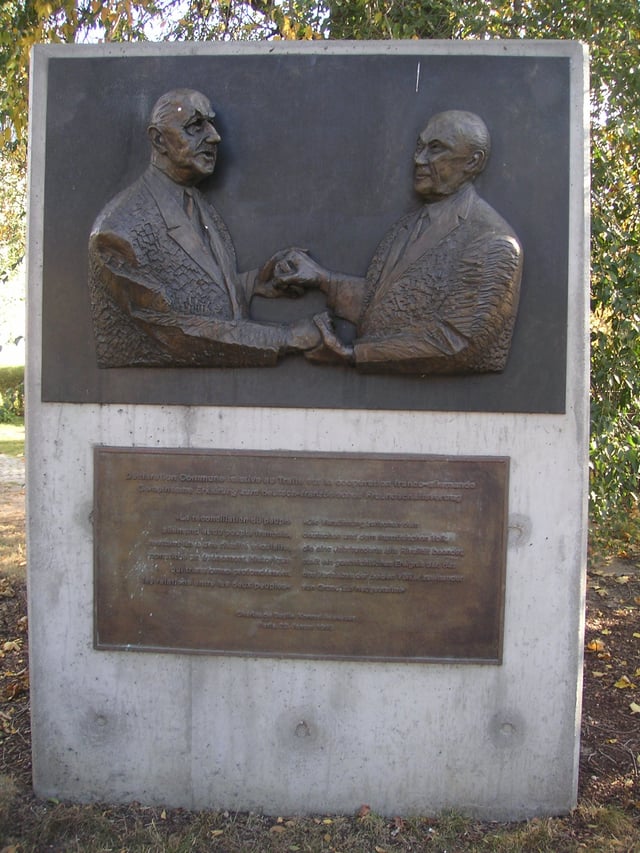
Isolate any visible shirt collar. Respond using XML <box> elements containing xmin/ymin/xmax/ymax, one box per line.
<box><xmin>422</xmin><ymin>181</ymin><xmax>475</xmax><ymax>221</ymax></box>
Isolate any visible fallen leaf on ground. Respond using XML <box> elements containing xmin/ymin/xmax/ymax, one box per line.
<box><xmin>357</xmin><ymin>804</ymin><xmax>371</xmax><ymax>819</ymax></box>
<box><xmin>615</xmin><ymin>675</ymin><xmax>636</xmax><ymax>689</ymax></box>
<box><xmin>630</xmin><ymin>702</ymin><xmax>640</xmax><ymax>714</ymax></box>
<box><xmin>0</xmin><ymin>579</ymin><xmax>15</xmax><ymax>599</ymax></box>
<box><xmin>587</xmin><ymin>639</ymin><xmax>605</xmax><ymax>652</ymax></box>
<box><xmin>4</xmin><ymin>679</ymin><xmax>28</xmax><ymax>700</ymax></box>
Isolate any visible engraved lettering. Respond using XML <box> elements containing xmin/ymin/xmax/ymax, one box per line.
<box><xmin>96</xmin><ymin>449</ymin><xmax>507</xmax><ymax>662</ymax></box>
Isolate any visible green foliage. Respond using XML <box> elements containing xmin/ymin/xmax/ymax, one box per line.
<box><xmin>327</xmin><ymin>0</ymin><xmax>455</xmax><ymax>40</ymax></box>
<box><xmin>0</xmin><ymin>149</ymin><xmax>26</xmax><ymax>284</ymax></box>
<box><xmin>0</xmin><ymin>365</ymin><xmax>24</xmax><ymax>422</ymax></box>
<box><xmin>166</xmin><ymin>0</ymin><xmax>327</xmax><ymax>41</ymax></box>
<box><xmin>453</xmin><ymin>1</ymin><xmax>640</xmax><ymax>529</ymax></box>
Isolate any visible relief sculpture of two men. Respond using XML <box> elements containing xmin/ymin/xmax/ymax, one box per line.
<box><xmin>89</xmin><ymin>88</ymin><xmax>522</xmax><ymax>374</ymax></box>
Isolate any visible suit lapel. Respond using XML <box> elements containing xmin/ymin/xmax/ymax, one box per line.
<box><xmin>376</xmin><ymin>213</ymin><xmax>414</xmax><ymax>286</ymax></box>
<box><xmin>196</xmin><ymin>200</ymin><xmax>242</xmax><ymax>312</ymax></box>
<box><xmin>144</xmin><ymin>171</ymin><xmax>222</xmax><ymax>279</ymax></box>
<box><xmin>143</xmin><ymin>169</ymin><xmax>243</xmax><ymax>318</ymax></box>
<box><xmin>365</xmin><ymin>187</ymin><xmax>476</xmax><ymax>323</ymax></box>
<box><xmin>385</xmin><ymin>187</ymin><xmax>474</xmax><ymax>285</ymax></box>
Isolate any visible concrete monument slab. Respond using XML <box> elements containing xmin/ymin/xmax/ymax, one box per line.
<box><xmin>27</xmin><ymin>40</ymin><xmax>589</xmax><ymax>820</ymax></box>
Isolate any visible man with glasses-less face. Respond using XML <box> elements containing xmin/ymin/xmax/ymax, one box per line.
<box><xmin>89</xmin><ymin>88</ymin><xmax>323</xmax><ymax>368</ymax></box>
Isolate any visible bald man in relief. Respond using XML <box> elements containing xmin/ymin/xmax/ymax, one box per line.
<box><xmin>89</xmin><ymin>89</ymin><xmax>322</xmax><ymax>367</ymax></box>
<box><xmin>273</xmin><ymin>111</ymin><xmax>523</xmax><ymax>374</ymax></box>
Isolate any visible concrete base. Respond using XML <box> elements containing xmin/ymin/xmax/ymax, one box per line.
<box><xmin>26</xmin><ymin>404</ymin><xmax>588</xmax><ymax>819</ymax></box>
<box><xmin>27</xmin><ymin>41</ymin><xmax>589</xmax><ymax>820</ymax></box>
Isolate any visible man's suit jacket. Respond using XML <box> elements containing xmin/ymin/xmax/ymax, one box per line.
<box><xmin>352</xmin><ymin>184</ymin><xmax>522</xmax><ymax>374</ymax></box>
<box><xmin>89</xmin><ymin>166</ymin><xmax>288</xmax><ymax>367</ymax></box>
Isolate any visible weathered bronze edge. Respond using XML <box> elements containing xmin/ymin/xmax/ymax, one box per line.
<box><xmin>93</xmin><ymin>640</ymin><xmax>501</xmax><ymax>666</ymax></box>
<box><xmin>92</xmin><ymin>445</ymin><xmax>509</xmax><ymax>665</ymax></box>
<box><xmin>495</xmin><ymin>462</ymin><xmax>509</xmax><ymax>666</ymax></box>
<box><xmin>94</xmin><ymin>444</ymin><xmax>511</xmax><ymax>466</ymax></box>
<box><xmin>93</xmin><ymin>453</ymin><xmax>103</xmax><ymax>655</ymax></box>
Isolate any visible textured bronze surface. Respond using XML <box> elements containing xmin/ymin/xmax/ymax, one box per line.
<box><xmin>94</xmin><ymin>448</ymin><xmax>508</xmax><ymax>663</ymax></box>
<box><xmin>271</xmin><ymin>110</ymin><xmax>522</xmax><ymax>375</ymax></box>
<box><xmin>89</xmin><ymin>93</ymin><xmax>521</xmax><ymax>376</ymax></box>
<box><xmin>89</xmin><ymin>89</ymin><xmax>324</xmax><ymax>369</ymax></box>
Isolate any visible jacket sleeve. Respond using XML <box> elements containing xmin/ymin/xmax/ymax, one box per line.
<box><xmin>353</xmin><ymin>232</ymin><xmax>522</xmax><ymax>374</ymax></box>
<box><xmin>90</xmin><ymin>231</ymin><xmax>291</xmax><ymax>365</ymax></box>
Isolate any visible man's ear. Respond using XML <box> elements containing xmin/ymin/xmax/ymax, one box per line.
<box><xmin>148</xmin><ymin>125</ymin><xmax>166</xmax><ymax>154</ymax></box>
<box><xmin>466</xmin><ymin>149</ymin><xmax>486</xmax><ymax>175</ymax></box>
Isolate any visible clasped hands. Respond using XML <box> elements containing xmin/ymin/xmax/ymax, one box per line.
<box><xmin>257</xmin><ymin>248</ymin><xmax>354</xmax><ymax>363</ymax></box>
<box><xmin>257</xmin><ymin>247</ymin><xmax>328</xmax><ymax>294</ymax></box>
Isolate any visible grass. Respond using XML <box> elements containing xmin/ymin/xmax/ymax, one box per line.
<box><xmin>0</xmin><ymin>419</ymin><xmax>24</xmax><ymax>457</ymax></box>
<box><xmin>4</xmin><ymin>801</ymin><xmax>639</xmax><ymax>852</ymax></box>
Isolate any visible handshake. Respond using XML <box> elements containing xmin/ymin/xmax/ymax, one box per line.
<box><xmin>257</xmin><ymin>248</ymin><xmax>355</xmax><ymax>363</ymax></box>
<box><xmin>257</xmin><ymin>247</ymin><xmax>332</xmax><ymax>297</ymax></box>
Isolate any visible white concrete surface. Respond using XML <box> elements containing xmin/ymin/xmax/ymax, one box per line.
<box><xmin>26</xmin><ymin>41</ymin><xmax>589</xmax><ymax>819</ymax></box>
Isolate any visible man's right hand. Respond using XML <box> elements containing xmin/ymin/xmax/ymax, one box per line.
<box><xmin>286</xmin><ymin>315</ymin><xmax>324</xmax><ymax>352</ymax></box>
<box><xmin>304</xmin><ymin>312</ymin><xmax>354</xmax><ymax>364</ymax></box>
<box><xmin>273</xmin><ymin>249</ymin><xmax>332</xmax><ymax>291</ymax></box>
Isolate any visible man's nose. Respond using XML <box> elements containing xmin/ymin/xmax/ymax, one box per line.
<box><xmin>205</xmin><ymin>122</ymin><xmax>221</xmax><ymax>143</ymax></box>
<box><xmin>415</xmin><ymin>148</ymin><xmax>429</xmax><ymax>165</ymax></box>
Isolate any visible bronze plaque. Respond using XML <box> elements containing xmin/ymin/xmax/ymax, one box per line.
<box><xmin>94</xmin><ymin>448</ymin><xmax>508</xmax><ymax>663</ymax></box>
